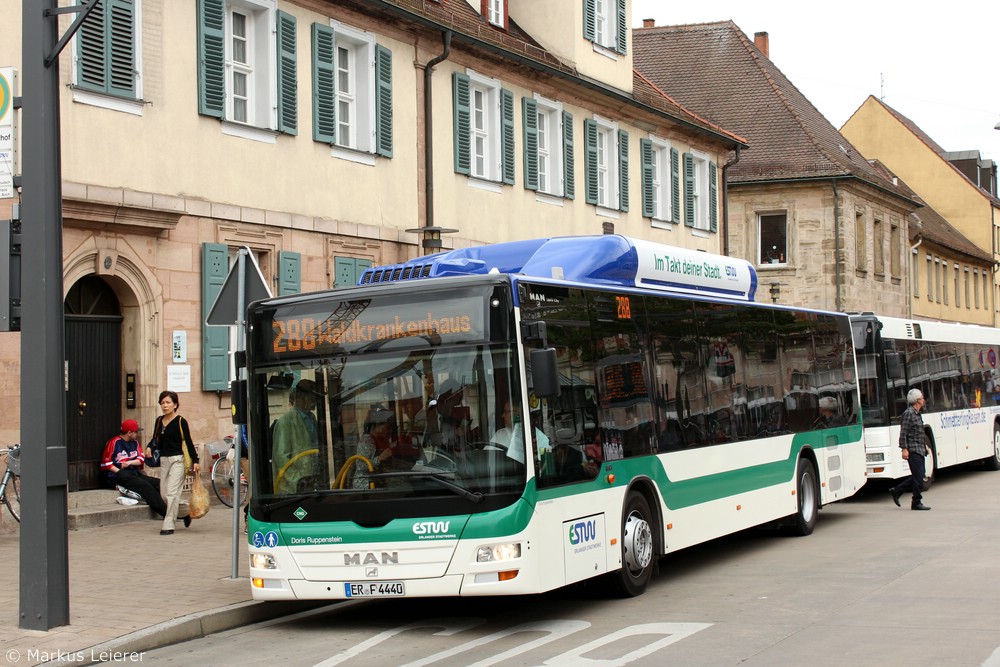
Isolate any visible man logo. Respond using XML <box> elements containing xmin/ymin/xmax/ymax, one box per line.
<box><xmin>344</xmin><ymin>552</ymin><xmax>399</xmax><ymax>566</ymax></box>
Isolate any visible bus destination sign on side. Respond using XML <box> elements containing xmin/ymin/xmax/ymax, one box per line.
<box><xmin>632</xmin><ymin>239</ymin><xmax>757</xmax><ymax>301</ymax></box>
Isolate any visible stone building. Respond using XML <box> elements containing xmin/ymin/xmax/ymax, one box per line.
<box><xmin>634</xmin><ymin>21</ymin><xmax>922</xmax><ymax>314</ymax></box>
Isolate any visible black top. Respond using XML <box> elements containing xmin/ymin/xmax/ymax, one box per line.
<box><xmin>157</xmin><ymin>415</ymin><xmax>199</xmax><ymax>463</ymax></box>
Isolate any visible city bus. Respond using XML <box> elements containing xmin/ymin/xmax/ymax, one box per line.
<box><xmin>244</xmin><ymin>235</ymin><xmax>866</xmax><ymax>600</ymax></box>
<box><xmin>850</xmin><ymin>313</ymin><xmax>1000</xmax><ymax>485</ymax></box>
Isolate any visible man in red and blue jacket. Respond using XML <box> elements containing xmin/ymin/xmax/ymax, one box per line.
<box><xmin>100</xmin><ymin>419</ymin><xmax>167</xmax><ymax>517</ymax></box>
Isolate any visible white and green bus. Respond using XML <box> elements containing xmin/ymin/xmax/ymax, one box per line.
<box><xmin>245</xmin><ymin>235</ymin><xmax>866</xmax><ymax>600</ymax></box>
<box><xmin>850</xmin><ymin>313</ymin><xmax>1000</xmax><ymax>485</ymax></box>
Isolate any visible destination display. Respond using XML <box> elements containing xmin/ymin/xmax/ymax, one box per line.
<box><xmin>266</xmin><ymin>296</ymin><xmax>486</xmax><ymax>357</ymax></box>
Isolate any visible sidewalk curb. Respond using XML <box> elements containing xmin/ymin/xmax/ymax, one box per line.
<box><xmin>40</xmin><ymin>599</ymin><xmax>333</xmax><ymax>666</ymax></box>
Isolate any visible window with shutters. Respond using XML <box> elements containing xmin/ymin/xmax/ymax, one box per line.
<box><xmin>225</xmin><ymin>1</ymin><xmax>273</xmax><ymax>128</ymax></box>
<box><xmin>312</xmin><ymin>22</ymin><xmax>392</xmax><ymax>159</ymax></box>
<box><xmin>890</xmin><ymin>221</ymin><xmax>901</xmax><ymax>279</ymax></box>
<box><xmin>585</xmin><ymin>116</ymin><xmax>623</xmax><ymax>211</ymax></box>
<box><xmin>74</xmin><ymin>0</ymin><xmax>142</xmax><ymax>111</ymax></box>
<box><xmin>683</xmin><ymin>150</ymin><xmax>713</xmax><ymax>232</ymax></box>
<box><xmin>197</xmin><ymin>0</ymin><xmax>298</xmax><ymax>140</ymax></box>
<box><xmin>584</xmin><ymin>0</ymin><xmax>626</xmax><ymax>55</ymax></box>
<box><xmin>523</xmin><ymin>95</ymin><xmax>565</xmax><ymax>197</ymax></box>
<box><xmin>334</xmin><ymin>256</ymin><xmax>373</xmax><ymax>289</ymax></box>
<box><xmin>641</xmin><ymin>137</ymin><xmax>673</xmax><ymax>224</ymax></box>
<box><xmin>453</xmin><ymin>70</ymin><xmax>511</xmax><ymax>184</ymax></box>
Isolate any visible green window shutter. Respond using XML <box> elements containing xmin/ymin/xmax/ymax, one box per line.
<box><xmin>618</xmin><ymin>129</ymin><xmax>629</xmax><ymax>212</ymax></box>
<box><xmin>670</xmin><ymin>147</ymin><xmax>680</xmax><ymax>222</ymax></box>
<box><xmin>615</xmin><ymin>0</ymin><xmax>627</xmax><ymax>55</ymax></box>
<box><xmin>375</xmin><ymin>45</ymin><xmax>393</xmax><ymax>158</ymax></box>
<box><xmin>278</xmin><ymin>251</ymin><xmax>301</xmax><ymax>295</ymax></box>
<box><xmin>583</xmin><ymin>0</ymin><xmax>596</xmax><ymax>42</ymax></box>
<box><xmin>276</xmin><ymin>11</ymin><xmax>298</xmax><ymax>135</ymax></box>
<box><xmin>641</xmin><ymin>139</ymin><xmax>654</xmax><ymax>218</ymax></box>
<box><xmin>108</xmin><ymin>0</ymin><xmax>136</xmax><ymax>97</ymax></box>
<box><xmin>202</xmin><ymin>243</ymin><xmax>230</xmax><ymax>391</ymax></box>
<box><xmin>683</xmin><ymin>152</ymin><xmax>695</xmax><ymax>228</ymax></box>
<box><xmin>584</xmin><ymin>119</ymin><xmax>598</xmax><ymax>205</ymax></box>
<box><xmin>334</xmin><ymin>257</ymin><xmax>374</xmax><ymax>288</ymax></box>
<box><xmin>501</xmin><ymin>88</ymin><xmax>515</xmax><ymax>185</ymax></box>
<box><xmin>452</xmin><ymin>72</ymin><xmax>471</xmax><ymax>176</ymax></box>
<box><xmin>197</xmin><ymin>0</ymin><xmax>225</xmax><ymax>119</ymax></box>
<box><xmin>77</xmin><ymin>0</ymin><xmax>108</xmax><ymax>93</ymax></box>
<box><xmin>78</xmin><ymin>0</ymin><xmax>135</xmax><ymax>98</ymax></box>
<box><xmin>522</xmin><ymin>97</ymin><xmax>539</xmax><ymax>191</ymax></box>
<box><xmin>563</xmin><ymin>111</ymin><xmax>574</xmax><ymax>199</ymax></box>
<box><xmin>311</xmin><ymin>22</ymin><xmax>336</xmax><ymax>144</ymax></box>
<box><xmin>709</xmin><ymin>162</ymin><xmax>718</xmax><ymax>233</ymax></box>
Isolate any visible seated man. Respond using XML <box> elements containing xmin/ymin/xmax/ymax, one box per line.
<box><xmin>490</xmin><ymin>400</ymin><xmax>547</xmax><ymax>464</ymax></box>
<box><xmin>814</xmin><ymin>396</ymin><xmax>848</xmax><ymax>429</ymax></box>
<box><xmin>100</xmin><ymin>419</ymin><xmax>168</xmax><ymax>518</ymax></box>
<box><xmin>272</xmin><ymin>379</ymin><xmax>323</xmax><ymax>493</ymax></box>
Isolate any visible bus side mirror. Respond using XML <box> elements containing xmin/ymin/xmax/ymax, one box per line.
<box><xmin>885</xmin><ymin>352</ymin><xmax>903</xmax><ymax>380</ymax></box>
<box><xmin>531</xmin><ymin>348</ymin><xmax>560</xmax><ymax>399</ymax></box>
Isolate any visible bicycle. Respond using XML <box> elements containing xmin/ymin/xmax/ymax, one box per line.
<box><xmin>209</xmin><ymin>436</ymin><xmax>248</xmax><ymax>508</ymax></box>
<box><xmin>1</xmin><ymin>444</ymin><xmax>21</xmax><ymax>523</ymax></box>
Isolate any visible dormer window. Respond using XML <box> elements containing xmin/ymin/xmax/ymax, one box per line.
<box><xmin>484</xmin><ymin>0</ymin><xmax>506</xmax><ymax>28</ymax></box>
<box><xmin>584</xmin><ymin>0</ymin><xmax>626</xmax><ymax>55</ymax></box>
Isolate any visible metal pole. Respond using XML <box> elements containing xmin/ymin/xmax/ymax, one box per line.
<box><xmin>232</xmin><ymin>249</ymin><xmax>246</xmax><ymax>579</ymax></box>
<box><xmin>19</xmin><ymin>0</ymin><xmax>69</xmax><ymax>630</ymax></box>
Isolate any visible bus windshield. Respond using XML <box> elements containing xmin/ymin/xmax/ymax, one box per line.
<box><xmin>247</xmin><ymin>283</ymin><xmax>527</xmax><ymax>522</ymax></box>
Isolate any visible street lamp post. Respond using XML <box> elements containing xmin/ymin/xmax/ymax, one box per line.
<box><xmin>406</xmin><ymin>225</ymin><xmax>458</xmax><ymax>254</ymax></box>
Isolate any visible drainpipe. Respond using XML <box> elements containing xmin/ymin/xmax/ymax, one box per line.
<box><xmin>910</xmin><ymin>220</ymin><xmax>923</xmax><ymax>319</ymax></box>
<box><xmin>722</xmin><ymin>146</ymin><xmax>741</xmax><ymax>257</ymax></box>
<box><xmin>423</xmin><ymin>30</ymin><xmax>452</xmax><ymax>231</ymax></box>
<box><xmin>832</xmin><ymin>179</ymin><xmax>841</xmax><ymax>311</ymax></box>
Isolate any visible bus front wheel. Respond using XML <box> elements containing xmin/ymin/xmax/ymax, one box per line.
<box><xmin>787</xmin><ymin>457</ymin><xmax>818</xmax><ymax>536</ymax></box>
<box><xmin>611</xmin><ymin>492</ymin><xmax>656</xmax><ymax>597</ymax></box>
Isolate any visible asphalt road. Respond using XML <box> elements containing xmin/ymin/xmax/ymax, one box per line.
<box><xmin>135</xmin><ymin>465</ymin><xmax>1000</xmax><ymax>667</ymax></box>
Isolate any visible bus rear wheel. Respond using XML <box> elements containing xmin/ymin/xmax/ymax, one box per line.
<box><xmin>787</xmin><ymin>457</ymin><xmax>818</xmax><ymax>536</ymax></box>
<box><xmin>610</xmin><ymin>492</ymin><xmax>656</xmax><ymax>597</ymax></box>
<box><xmin>985</xmin><ymin>424</ymin><xmax>1000</xmax><ymax>471</ymax></box>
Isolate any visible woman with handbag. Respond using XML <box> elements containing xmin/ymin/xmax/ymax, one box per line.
<box><xmin>155</xmin><ymin>390</ymin><xmax>200</xmax><ymax>535</ymax></box>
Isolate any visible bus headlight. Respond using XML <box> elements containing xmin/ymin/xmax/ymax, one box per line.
<box><xmin>477</xmin><ymin>543</ymin><xmax>521</xmax><ymax>562</ymax></box>
<box><xmin>250</xmin><ymin>553</ymin><xmax>277</xmax><ymax>569</ymax></box>
<box><xmin>866</xmin><ymin>452</ymin><xmax>884</xmax><ymax>463</ymax></box>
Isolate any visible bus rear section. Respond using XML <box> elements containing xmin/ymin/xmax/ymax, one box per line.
<box><xmin>851</xmin><ymin>313</ymin><xmax>1000</xmax><ymax>484</ymax></box>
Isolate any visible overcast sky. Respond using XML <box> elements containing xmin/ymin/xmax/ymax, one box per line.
<box><xmin>632</xmin><ymin>1</ymin><xmax>1000</xmax><ymax>162</ymax></box>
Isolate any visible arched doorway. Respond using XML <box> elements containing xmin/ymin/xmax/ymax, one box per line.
<box><xmin>65</xmin><ymin>276</ymin><xmax>122</xmax><ymax>491</ymax></box>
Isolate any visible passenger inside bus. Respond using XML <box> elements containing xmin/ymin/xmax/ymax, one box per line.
<box><xmin>490</xmin><ymin>399</ymin><xmax>548</xmax><ymax>464</ymax></box>
<box><xmin>814</xmin><ymin>396</ymin><xmax>847</xmax><ymax>429</ymax></box>
<box><xmin>271</xmin><ymin>379</ymin><xmax>323</xmax><ymax>493</ymax></box>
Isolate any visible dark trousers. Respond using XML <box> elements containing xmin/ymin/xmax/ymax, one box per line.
<box><xmin>115</xmin><ymin>469</ymin><xmax>168</xmax><ymax>517</ymax></box>
<box><xmin>891</xmin><ymin>452</ymin><xmax>925</xmax><ymax>505</ymax></box>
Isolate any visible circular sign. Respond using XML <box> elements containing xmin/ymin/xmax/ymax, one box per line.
<box><xmin>0</xmin><ymin>73</ymin><xmax>10</xmax><ymax>123</ymax></box>
<box><xmin>989</xmin><ymin>348</ymin><xmax>997</xmax><ymax>369</ymax></box>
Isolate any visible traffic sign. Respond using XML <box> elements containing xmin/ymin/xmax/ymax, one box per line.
<box><xmin>206</xmin><ymin>247</ymin><xmax>272</xmax><ymax>326</ymax></box>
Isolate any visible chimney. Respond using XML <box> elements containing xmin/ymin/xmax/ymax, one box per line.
<box><xmin>754</xmin><ymin>31</ymin><xmax>769</xmax><ymax>58</ymax></box>
<box><xmin>642</xmin><ymin>18</ymin><xmax>655</xmax><ymax>28</ymax></box>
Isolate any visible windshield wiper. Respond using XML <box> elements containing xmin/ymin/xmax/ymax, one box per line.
<box><xmin>373</xmin><ymin>470</ymin><xmax>484</xmax><ymax>503</ymax></box>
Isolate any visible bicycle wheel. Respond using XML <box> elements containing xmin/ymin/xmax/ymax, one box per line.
<box><xmin>3</xmin><ymin>472</ymin><xmax>20</xmax><ymax>523</ymax></box>
<box><xmin>212</xmin><ymin>456</ymin><xmax>236</xmax><ymax>507</ymax></box>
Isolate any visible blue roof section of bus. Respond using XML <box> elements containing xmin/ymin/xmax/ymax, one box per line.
<box><xmin>360</xmin><ymin>235</ymin><xmax>637</xmax><ymax>286</ymax></box>
<box><xmin>358</xmin><ymin>235</ymin><xmax>757</xmax><ymax>300</ymax></box>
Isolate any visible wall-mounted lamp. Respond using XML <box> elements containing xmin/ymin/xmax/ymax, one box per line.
<box><xmin>769</xmin><ymin>282</ymin><xmax>781</xmax><ymax>303</ymax></box>
<box><xmin>405</xmin><ymin>225</ymin><xmax>459</xmax><ymax>254</ymax></box>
